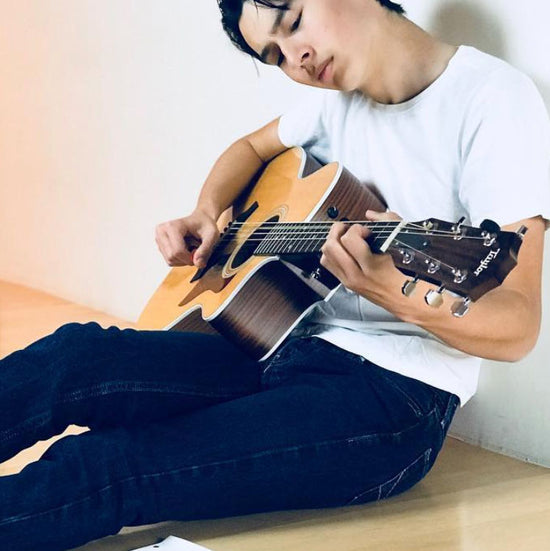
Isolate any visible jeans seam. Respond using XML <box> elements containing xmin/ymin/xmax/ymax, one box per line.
<box><xmin>0</xmin><ymin>384</ymin><xmax>248</xmax><ymax>443</ymax></box>
<box><xmin>346</xmin><ymin>447</ymin><xmax>432</xmax><ymax>505</ymax></box>
<box><xmin>0</xmin><ymin>412</ymin><xmax>52</xmax><ymax>443</ymax></box>
<box><xmin>440</xmin><ymin>394</ymin><xmax>459</xmax><ymax>431</ymax></box>
<box><xmin>57</xmin><ymin>381</ymin><xmax>248</xmax><ymax>403</ymax></box>
<box><xmin>0</xmin><ymin>406</ymin><xmax>438</xmax><ymax>527</ymax></box>
<box><xmin>261</xmin><ymin>345</ymin><xmax>288</xmax><ymax>375</ymax></box>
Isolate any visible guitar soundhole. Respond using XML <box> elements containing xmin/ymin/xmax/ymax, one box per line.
<box><xmin>229</xmin><ymin>215</ymin><xmax>280</xmax><ymax>270</ymax></box>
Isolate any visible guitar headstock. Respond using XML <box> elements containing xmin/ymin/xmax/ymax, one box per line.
<box><xmin>374</xmin><ymin>218</ymin><xmax>526</xmax><ymax>317</ymax></box>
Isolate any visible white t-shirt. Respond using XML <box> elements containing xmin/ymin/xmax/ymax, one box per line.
<box><xmin>277</xmin><ymin>45</ymin><xmax>550</xmax><ymax>406</ymax></box>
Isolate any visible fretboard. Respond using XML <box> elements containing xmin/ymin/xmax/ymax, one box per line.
<box><xmin>248</xmin><ymin>221</ymin><xmax>401</xmax><ymax>255</ymax></box>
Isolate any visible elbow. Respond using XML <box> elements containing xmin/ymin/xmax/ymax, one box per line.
<box><xmin>497</xmin><ymin>348</ymin><xmax>533</xmax><ymax>363</ymax></box>
<box><xmin>500</xmin><ymin>339</ymin><xmax>539</xmax><ymax>363</ymax></box>
<box><xmin>490</xmin><ymin>321</ymin><xmax>541</xmax><ymax>363</ymax></box>
<box><xmin>492</xmin><ymin>293</ymin><xmax>542</xmax><ymax>362</ymax></box>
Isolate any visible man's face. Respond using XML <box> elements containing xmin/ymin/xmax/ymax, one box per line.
<box><xmin>239</xmin><ymin>0</ymin><xmax>384</xmax><ymax>91</ymax></box>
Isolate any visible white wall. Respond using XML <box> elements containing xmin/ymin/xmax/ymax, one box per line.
<box><xmin>1</xmin><ymin>1</ymin><xmax>549</xmax><ymax>465</ymax></box>
<box><xmin>406</xmin><ymin>0</ymin><xmax>550</xmax><ymax>467</ymax></box>
<box><xmin>0</xmin><ymin>0</ymin><xmax>311</xmax><ymax>318</ymax></box>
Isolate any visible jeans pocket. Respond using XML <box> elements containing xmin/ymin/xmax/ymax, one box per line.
<box><xmin>346</xmin><ymin>447</ymin><xmax>433</xmax><ymax>506</ymax></box>
<box><xmin>374</xmin><ymin>368</ymin><xmax>434</xmax><ymax>419</ymax></box>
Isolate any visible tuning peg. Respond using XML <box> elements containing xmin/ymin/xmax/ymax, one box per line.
<box><xmin>451</xmin><ymin>297</ymin><xmax>471</xmax><ymax>317</ymax></box>
<box><xmin>516</xmin><ymin>225</ymin><xmax>528</xmax><ymax>239</ymax></box>
<box><xmin>402</xmin><ymin>276</ymin><xmax>419</xmax><ymax>297</ymax></box>
<box><xmin>453</xmin><ymin>217</ymin><xmax>466</xmax><ymax>230</ymax></box>
<box><xmin>452</xmin><ymin>217</ymin><xmax>466</xmax><ymax>240</ymax></box>
<box><xmin>424</xmin><ymin>286</ymin><xmax>445</xmax><ymax>308</ymax></box>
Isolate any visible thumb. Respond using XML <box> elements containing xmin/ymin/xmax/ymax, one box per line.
<box><xmin>365</xmin><ymin>209</ymin><xmax>402</xmax><ymax>221</ymax></box>
<box><xmin>193</xmin><ymin>226</ymin><xmax>219</xmax><ymax>267</ymax></box>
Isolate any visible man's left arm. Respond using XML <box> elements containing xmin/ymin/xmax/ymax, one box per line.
<box><xmin>320</xmin><ymin>214</ymin><xmax>545</xmax><ymax>362</ymax></box>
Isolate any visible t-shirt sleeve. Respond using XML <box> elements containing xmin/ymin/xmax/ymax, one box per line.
<box><xmin>277</xmin><ymin>89</ymin><xmax>334</xmax><ymax>163</ymax></box>
<box><xmin>458</xmin><ymin>68</ymin><xmax>550</xmax><ymax>228</ymax></box>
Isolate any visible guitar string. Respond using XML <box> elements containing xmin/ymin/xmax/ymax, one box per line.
<box><xmin>218</xmin><ymin>221</ymin><xmax>492</xmax><ymax>240</ymax></box>
<box><xmin>214</xmin><ymin>229</ymin><xmax>492</xmax><ymax>245</ymax></box>
<box><xmin>218</xmin><ymin>221</ymin><xmax>399</xmax><ymax>248</ymax></box>
<box><xmin>220</xmin><ymin>229</ymin><xmax>488</xmax><ymax>240</ymax></box>
<box><xmin>220</xmin><ymin>222</ymin><xmax>487</xmax><ymax>239</ymax></box>
<box><xmin>229</xmin><ymin>220</ymin><xmax>471</xmax><ymax>230</ymax></box>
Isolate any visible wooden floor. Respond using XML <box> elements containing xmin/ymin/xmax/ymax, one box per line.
<box><xmin>1</xmin><ymin>280</ymin><xmax>550</xmax><ymax>550</ymax></box>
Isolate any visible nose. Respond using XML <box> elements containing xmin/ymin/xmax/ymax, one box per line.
<box><xmin>282</xmin><ymin>39</ymin><xmax>314</xmax><ymax>74</ymax></box>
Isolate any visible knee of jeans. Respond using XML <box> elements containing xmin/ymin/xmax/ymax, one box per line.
<box><xmin>49</xmin><ymin>321</ymin><xmax>107</xmax><ymax>349</ymax></box>
<box><xmin>55</xmin><ymin>321</ymin><xmax>99</xmax><ymax>333</ymax></box>
<box><xmin>55</xmin><ymin>321</ymin><xmax>107</xmax><ymax>338</ymax></box>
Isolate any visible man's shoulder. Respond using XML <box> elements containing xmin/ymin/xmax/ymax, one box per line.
<box><xmin>453</xmin><ymin>46</ymin><xmax>535</xmax><ymax>99</ymax></box>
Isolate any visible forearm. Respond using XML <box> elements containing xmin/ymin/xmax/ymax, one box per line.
<box><xmin>196</xmin><ymin>138</ymin><xmax>265</xmax><ymax>219</ymax></box>
<box><xmin>387</xmin><ymin>275</ymin><xmax>541</xmax><ymax>361</ymax></box>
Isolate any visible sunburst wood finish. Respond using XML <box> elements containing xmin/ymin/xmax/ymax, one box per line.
<box><xmin>138</xmin><ymin>147</ymin><xmax>385</xmax><ymax>360</ymax></box>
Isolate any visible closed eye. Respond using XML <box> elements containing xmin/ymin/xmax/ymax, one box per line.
<box><xmin>290</xmin><ymin>11</ymin><xmax>302</xmax><ymax>33</ymax></box>
<box><xmin>277</xmin><ymin>11</ymin><xmax>302</xmax><ymax>67</ymax></box>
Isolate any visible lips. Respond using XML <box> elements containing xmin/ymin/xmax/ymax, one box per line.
<box><xmin>317</xmin><ymin>58</ymin><xmax>333</xmax><ymax>82</ymax></box>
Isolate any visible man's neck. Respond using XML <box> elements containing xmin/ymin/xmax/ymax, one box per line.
<box><xmin>358</xmin><ymin>15</ymin><xmax>458</xmax><ymax>105</ymax></box>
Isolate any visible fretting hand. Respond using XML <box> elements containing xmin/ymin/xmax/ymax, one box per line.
<box><xmin>320</xmin><ymin>209</ymin><xmax>403</xmax><ymax>302</ymax></box>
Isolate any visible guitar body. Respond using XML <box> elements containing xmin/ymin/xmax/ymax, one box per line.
<box><xmin>138</xmin><ymin>147</ymin><xmax>385</xmax><ymax>360</ymax></box>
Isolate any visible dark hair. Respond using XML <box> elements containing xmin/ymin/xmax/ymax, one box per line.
<box><xmin>217</xmin><ymin>0</ymin><xmax>406</xmax><ymax>61</ymax></box>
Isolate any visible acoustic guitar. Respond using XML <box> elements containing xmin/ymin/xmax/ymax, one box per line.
<box><xmin>138</xmin><ymin>147</ymin><xmax>526</xmax><ymax>360</ymax></box>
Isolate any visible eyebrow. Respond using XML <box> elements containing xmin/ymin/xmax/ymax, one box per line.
<box><xmin>259</xmin><ymin>3</ymin><xmax>293</xmax><ymax>64</ymax></box>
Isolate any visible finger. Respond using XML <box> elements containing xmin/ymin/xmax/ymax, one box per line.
<box><xmin>165</xmin><ymin>227</ymin><xmax>193</xmax><ymax>266</ymax></box>
<box><xmin>323</xmin><ymin>220</ymin><xmax>348</xmax><ymax>241</ymax></box>
<box><xmin>156</xmin><ymin>229</ymin><xmax>188</xmax><ymax>266</ymax></box>
<box><xmin>194</xmin><ymin>225</ymin><xmax>220</xmax><ymax>268</ymax></box>
<box><xmin>322</xmin><ymin>224</ymin><xmax>364</xmax><ymax>282</ymax></box>
<box><xmin>340</xmin><ymin>224</ymin><xmax>373</xmax><ymax>273</ymax></box>
<box><xmin>321</xmin><ymin>222</ymin><xmax>348</xmax><ymax>264</ymax></box>
<box><xmin>365</xmin><ymin>209</ymin><xmax>402</xmax><ymax>221</ymax></box>
<box><xmin>155</xmin><ymin>229</ymin><xmax>171</xmax><ymax>264</ymax></box>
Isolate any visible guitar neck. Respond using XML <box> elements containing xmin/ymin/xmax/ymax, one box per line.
<box><xmin>247</xmin><ymin>221</ymin><xmax>402</xmax><ymax>256</ymax></box>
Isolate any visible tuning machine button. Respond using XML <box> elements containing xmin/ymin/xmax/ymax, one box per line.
<box><xmin>451</xmin><ymin>297</ymin><xmax>471</xmax><ymax>317</ymax></box>
<box><xmin>402</xmin><ymin>276</ymin><xmax>419</xmax><ymax>297</ymax></box>
<box><xmin>424</xmin><ymin>286</ymin><xmax>445</xmax><ymax>308</ymax></box>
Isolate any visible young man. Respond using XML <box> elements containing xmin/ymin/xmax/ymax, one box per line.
<box><xmin>1</xmin><ymin>1</ymin><xmax>548</xmax><ymax>550</ymax></box>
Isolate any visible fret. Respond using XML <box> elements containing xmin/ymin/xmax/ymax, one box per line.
<box><xmin>312</xmin><ymin>222</ymin><xmax>328</xmax><ymax>252</ymax></box>
<box><xmin>292</xmin><ymin>222</ymin><xmax>305</xmax><ymax>253</ymax></box>
<box><xmin>287</xmin><ymin>223</ymin><xmax>300</xmax><ymax>253</ymax></box>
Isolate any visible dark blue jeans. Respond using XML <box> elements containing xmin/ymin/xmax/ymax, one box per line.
<box><xmin>0</xmin><ymin>322</ymin><xmax>459</xmax><ymax>550</ymax></box>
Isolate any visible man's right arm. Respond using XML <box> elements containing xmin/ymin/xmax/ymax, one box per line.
<box><xmin>155</xmin><ymin>117</ymin><xmax>288</xmax><ymax>267</ymax></box>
